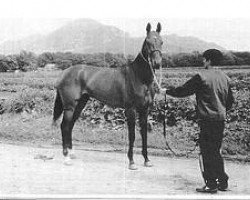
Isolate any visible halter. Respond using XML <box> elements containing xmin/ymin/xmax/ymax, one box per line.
<box><xmin>150</xmin><ymin>49</ymin><xmax>162</xmax><ymax>57</ymax></box>
<box><xmin>141</xmin><ymin>37</ymin><xmax>164</xmax><ymax>91</ymax></box>
<box><xmin>143</xmin><ymin>39</ymin><xmax>162</xmax><ymax>59</ymax></box>
<box><xmin>141</xmin><ymin>48</ymin><xmax>164</xmax><ymax>92</ymax></box>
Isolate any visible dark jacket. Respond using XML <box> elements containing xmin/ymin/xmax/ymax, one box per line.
<box><xmin>166</xmin><ymin>69</ymin><xmax>234</xmax><ymax>121</ymax></box>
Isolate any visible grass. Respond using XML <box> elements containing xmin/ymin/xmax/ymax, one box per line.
<box><xmin>1</xmin><ymin>113</ymin><xmax>249</xmax><ymax>162</ymax></box>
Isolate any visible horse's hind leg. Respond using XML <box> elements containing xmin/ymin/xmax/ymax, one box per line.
<box><xmin>69</xmin><ymin>94</ymin><xmax>89</xmax><ymax>159</ymax></box>
<box><xmin>61</xmin><ymin>94</ymin><xmax>89</xmax><ymax>164</ymax></box>
<box><xmin>138</xmin><ymin>107</ymin><xmax>153</xmax><ymax>167</ymax></box>
<box><xmin>72</xmin><ymin>94</ymin><xmax>89</xmax><ymax>123</ymax></box>
<box><xmin>61</xmin><ymin>107</ymin><xmax>75</xmax><ymax>165</ymax></box>
<box><xmin>125</xmin><ymin>108</ymin><xmax>137</xmax><ymax>170</ymax></box>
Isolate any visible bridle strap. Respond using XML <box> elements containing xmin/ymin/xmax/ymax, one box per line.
<box><xmin>150</xmin><ymin>49</ymin><xmax>162</xmax><ymax>56</ymax></box>
<box><xmin>143</xmin><ymin>40</ymin><xmax>162</xmax><ymax>57</ymax></box>
<box><xmin>140</xmin><ymin>49</ymin><xmax>163</xmax><ymax>91</ymax></box>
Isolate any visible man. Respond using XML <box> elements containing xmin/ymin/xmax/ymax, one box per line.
<box><xmin>165</xmin><ymin>49</ymin><xmax>234</xmax><ymax>193</ymax></box>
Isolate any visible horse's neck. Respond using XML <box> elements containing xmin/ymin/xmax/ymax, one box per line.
<box><xmin>130</xmin><ymin>53</ymin><xmax>154</xmax><ymax>85</ymax></box>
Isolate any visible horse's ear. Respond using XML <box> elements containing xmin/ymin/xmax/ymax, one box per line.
<box><xmin>146</xmin><ymin>23</ymin><xmax>151</xmax><ymax>34</ymax></box>
<box><xmin>156</xmin><ymin>22</ymin><xmax>162</xmax><ymax>33</ymax></box>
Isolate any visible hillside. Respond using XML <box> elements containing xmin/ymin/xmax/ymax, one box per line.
<box><xmin>0</xmin><ymin>19</ymin><xmax>225</xmax><ymax>55</ymax></box>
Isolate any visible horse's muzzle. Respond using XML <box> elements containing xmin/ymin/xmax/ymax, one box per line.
<box><xmin>151</xmin><ymin>58</ymin><xmax>162</xmax><ymax>69</ymax></box>
<box><xmin>151</xmin><ymin>51</ymin><xmax>162</xmax><ymax>69</ymax></box>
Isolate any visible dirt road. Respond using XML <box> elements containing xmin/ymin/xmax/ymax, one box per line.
<box><xmin>0</xmin><ymin>143</ymin><xmax>249</xmax><ymax>198</ymax></box>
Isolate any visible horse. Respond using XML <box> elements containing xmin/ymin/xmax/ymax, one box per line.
<box><xmin>52</xmin><ymin>22</ymin><xmax>163</xmax><ymax>170</ymax></box>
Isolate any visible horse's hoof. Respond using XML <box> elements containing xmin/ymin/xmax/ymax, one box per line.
<box><xmin>67</xmin><ymin>149</ymin><xmax>76</xmax><ymax>159</ymax></box>
<box><xmin>64</xmin><ymin>157</ymin><xmax>73</xmax><ymax>166</ymax></box>
<box><xmin>144</xmin><ymin>161</ymin><xmax>153</xmax><ymax>167</ymax></box>
<box><xmin>69</xmin><ymin>154</ymin><xmax>76</xmax><ymax>159</ymax></box>
<box><xmin>69</xmin><ymin>152</ymin><xmax>77</xmax><ymax>159</ymax></box>
<box><xmin>128</xmin><ymin>163</ymin><xmax>138</xmax><ymax>170</ymax></box>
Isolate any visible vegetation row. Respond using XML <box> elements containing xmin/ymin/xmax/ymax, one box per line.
<box><xmin>1</xmin><ymin>50</ymin><xmax>250</xmax><ymax>72</ymax></box>
<box><xmin>0</xmin><ymin>69</ymin><xmax>249</xmax><ymax>158</ymax></box>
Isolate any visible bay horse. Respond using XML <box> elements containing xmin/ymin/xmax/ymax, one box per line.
<box><xmin>52</xmin><ymin>23</ymin><xmax>163</xmax><ymax>170</ymax></box>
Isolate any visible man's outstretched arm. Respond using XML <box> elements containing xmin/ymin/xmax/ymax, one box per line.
<box><xmin>165</xmin><ymin>74</ymin><xmax>201</xmax><ymax>98</ymax></box>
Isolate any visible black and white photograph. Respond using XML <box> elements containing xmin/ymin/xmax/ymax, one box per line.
<box><xmin>0</xmin><ymin>0</ymin><xmax>249</xmax><ymax>199</ymax></box>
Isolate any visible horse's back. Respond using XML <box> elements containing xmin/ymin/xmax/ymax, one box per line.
<box><xmin>55</xmin><ymin>64</ymin><xmax>128</xmax><ymax>108</ymax></box>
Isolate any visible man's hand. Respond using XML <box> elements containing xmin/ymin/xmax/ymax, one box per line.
<box><xmin>154</xmin><ymin>87</ymin><xmax>167</xmax><ymax>102</ymax></box>
<box><xmin>159</xmin><ymin>88</ymin><xmax>167</xmax><ymax>94</ymax></box>
<box><xmin>158</xmin><ymin>86</ymin><xmax>175</xmax><ymax>94</ymax></box>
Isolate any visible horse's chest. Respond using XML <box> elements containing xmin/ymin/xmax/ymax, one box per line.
<box><xmin>135</xmin><ymin>86</ymin><xmax>154</xmax><ymax>107</ymax></box>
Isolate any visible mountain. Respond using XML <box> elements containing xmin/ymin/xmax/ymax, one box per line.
<box><xmin>165</xmin><ymin>34</ymin><xmax>224</xmax><ymax>54</ymax></box>
<box><xmin>0</xmin><ymin>19</ymin><xmax>225</xmax><ymax>55</ymax></box>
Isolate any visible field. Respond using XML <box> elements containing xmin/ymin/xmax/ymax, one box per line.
<box><xmin>0</xmin><ymin>66</ymin><xmax>250</xmax><ymax>162</ymax></box>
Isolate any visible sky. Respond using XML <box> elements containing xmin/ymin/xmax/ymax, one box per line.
<box><xmin>0</xmin><ymin>0</ymin><xmax>250</xmax><ymax>51</ymax></box>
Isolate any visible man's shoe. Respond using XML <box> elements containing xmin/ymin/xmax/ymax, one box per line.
<box><xmin>196</xmin><ymin>186</ymin><xmax>218</xmax><ymax>194</ymax></box>
<box><xmin>218</xmin><ymin>181</ymin><xmax>228</xmax><ymax>191</ymax></box>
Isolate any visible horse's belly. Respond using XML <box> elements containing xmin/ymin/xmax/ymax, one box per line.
<box><xmin>86</xmin><ymin>79</ymin><xmax>126</xmax><ymax>108</ymax></box>
<box><xmin>91</xmin><ymin>90</ymin><xmax>125</xmax><ymax>108</ymax></box>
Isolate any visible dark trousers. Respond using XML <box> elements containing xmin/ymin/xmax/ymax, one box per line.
<box><xmin>199</xmin><ymin>120</ymin><xmax>228</xmax><ymax>188</ymax></box>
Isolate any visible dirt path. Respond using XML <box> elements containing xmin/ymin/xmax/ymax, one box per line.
<box><xmin>0</xmin><ymin>143</ymin><xmax>249</xmax><ymax>198</ymax></box>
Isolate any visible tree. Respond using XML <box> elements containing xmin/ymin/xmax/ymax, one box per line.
<box><xmin>37</xmin><ymin>52</ymin><xmax>54</xmax><ymax>68</ymax></box>
<box><xmin>221</xmin><ymin>52</ymin><xmax>237</xmax><ymax>66</ymax></box>
<box><xmin>231</xmin><ymin>51</ymin><xmax>250</xmax><ymax>65</ymax></box>
<box><xmin>15</xmin><ymin>50</ymin><xmax>37</xmax><ymax>71</ymax></box>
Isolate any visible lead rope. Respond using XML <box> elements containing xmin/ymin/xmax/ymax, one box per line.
<box><xmin>162</xmin><ymin>93</ymin><xmax>180</xmax><ymax>156</ymax></box>
<box><xmin>148</xmin><ymin>59</ymin><xmax>181</xmax><ymax>155</ymax></box>
<box><xmin>151</xmin><ymin>59</ymin><xmax>198</xmax><ymax>157</ymax></box>
<box><xmin>147</xmin><ymin>58</ymin><xmax>177</xmax><ymax>154</ymax></box>
<box><xmin>162</xmin><ymin>89</ymin><xmax>199</xmax><ymax>157</ymax></box>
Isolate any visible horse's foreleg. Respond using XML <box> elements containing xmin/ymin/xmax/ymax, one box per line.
<box><xmin>138</xmin><ymin>108</ymin><xmax>153</xmax><ymax>167</ymax></box>
<box><xmin>125</xmin><ymin>109</ymin><xmax>137</xmax><ymax>170</ymax></box>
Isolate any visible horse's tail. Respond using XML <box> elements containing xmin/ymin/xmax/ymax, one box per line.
<box><xmin>52</xmin><ymin>90</ymin><xmax>63</xmax><ymax>125</ymax></box>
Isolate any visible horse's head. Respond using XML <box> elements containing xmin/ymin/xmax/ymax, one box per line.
<box><xmin>142</xmin><ymin>22</ymin><xmax>163</xmax><ymax>69</ymax></box>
